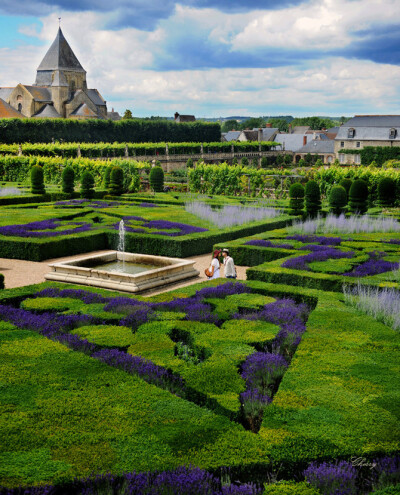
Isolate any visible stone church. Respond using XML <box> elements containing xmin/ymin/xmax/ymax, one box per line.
<box><xmin>0</xmin><ymin>28</ymin><xmax>107</xmax><ymax>119</ymax></box>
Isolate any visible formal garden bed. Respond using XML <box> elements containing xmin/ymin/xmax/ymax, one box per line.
<box><xmin>0</xmin><ymin>200</ymin><xmax>293</xmax><ymax>260</ymax></box>
<box><xmin>0</xmin><ymin>278</ymin><xmax>399</xmax><ymax>494</ymax></box>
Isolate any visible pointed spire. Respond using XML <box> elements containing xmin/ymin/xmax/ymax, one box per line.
<box><xmin>37</xmin><ymin>27</ymin><xmax>85</xmax><ymax>73</ymax></box>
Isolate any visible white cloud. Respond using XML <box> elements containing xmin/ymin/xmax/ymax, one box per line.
<box><xmin>1</xmin><ymin>6</ymin><xmax>399</xmax><ymax>117</ymax></box>
<box><xmin>231</xmin><ymin>0</ymin><xmax>400</xmax><ymax>50</ymax></box>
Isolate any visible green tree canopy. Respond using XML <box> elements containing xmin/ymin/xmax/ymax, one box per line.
<box><xmin>122</xmin><ymin>109</ymin><xmax>133</xmax><ymax>120</ymax></box>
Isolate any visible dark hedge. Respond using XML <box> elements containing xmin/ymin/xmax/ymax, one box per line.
<box><xmin>0</xmin><ymin>118</ymin><xmax>221</xmax><ymax>144</ymax></box>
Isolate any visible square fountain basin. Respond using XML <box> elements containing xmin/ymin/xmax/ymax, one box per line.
<box><xmin>45</xmin><ymin>251</ymin><xmax>199</xmax><ymax>293</ymax></box>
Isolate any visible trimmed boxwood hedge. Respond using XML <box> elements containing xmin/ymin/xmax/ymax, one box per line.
<box><xmin>0</xmin><ymin>279</ymin><xmax>398</xmax><ymax>489</ymax></box>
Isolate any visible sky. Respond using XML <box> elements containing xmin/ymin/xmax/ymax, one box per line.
<box><xmin>0</xmin><ymin>0</ymin><xmax>399</xmax><ymax>118</ymax></box>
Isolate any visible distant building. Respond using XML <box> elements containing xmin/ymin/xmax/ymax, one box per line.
<box><xmin>221</xmin><ymin>130</ymin><xmax>241</xmax><ymax>142</ymax></box>
<box><xmin>0</xmin><ymin>27</ymin><xmax>107</xmax><ymax>119</ymax></box>
<box><xmin>237</xmin><ymin>125</ymin><xmax>279</xmax><ymax>142</ymax></box>
<box><xmin>274</xmin><ymin>133</ymin><xmax>309</xmax><ymax>152</ymax></box>
<box><xmin>295</xmin><ymin>138</ymin><xmax>335</xmax><ymax>164</ymax></box>
<box><xmin>107</xmin><ymin>108</ymin><xmax>121</xmax><ymax>121</ymax></box>
<box><xmin>335</xmin><ymin>115</ymin><xmax>400</xmax><ymax>163</ymax></box>
<box><xmin>174</xmin><ymin>112</ymin><xmax>196</xmax><ymax>122</ymax></box>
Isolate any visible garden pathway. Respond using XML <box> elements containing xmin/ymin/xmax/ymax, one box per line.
<box><xmin>0</xmin><ymin>252</ymin><xmax>248</xmax><ymax>296</ymax></box>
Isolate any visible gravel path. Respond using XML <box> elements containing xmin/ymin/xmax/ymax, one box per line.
<box><xmin>0</xmin><ymin>252</ymin><xmax>248</xmax><ymax>296</ymax></box>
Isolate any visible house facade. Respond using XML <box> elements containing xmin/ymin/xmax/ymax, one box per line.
<box><xmin>335</xmin><ymin>115</ymin><xmax>400</xmax><ymax>164</ymax></box>
<box><xmin>0</xmin><ymin>28</ymin><xmax>107</xmax><ymax>119</ymax></box>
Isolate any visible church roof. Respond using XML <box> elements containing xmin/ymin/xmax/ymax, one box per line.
<box><xmin>70</xmin><ymin>103</ymin><xmax>99</xmax><ymax>118</ymax></box>
<box><xmin>37</xmin><ymin>27</ymin><xmax>85</xmax><ymax>73</ymax></box>
<box><xmin>0</xmin><ymin>88</ymin><xmax>14</xmax><ymax>101</ymax></box>
<box><xmin>51</xmin><ymin>70</ymin><xmax>68</xmax><ymax>87</ymax></box>
<box><xmin>33</xmin><ymin>104</ymin><xmax>61</xmax><ymax>118</ymax></box>
<box><xmin>86</xmin><ymin>89</ymin><xmax>106</xmax><ymax>106</ymax></box>
<box><xmin>0</xmin><ymin>98</ymin><xmax>25</xmax><ymax>118</ymax></box>
<box><xmin>23</xmin><ymin>86</ymin><xmax>52</xmax><ymax>102</ymax></box>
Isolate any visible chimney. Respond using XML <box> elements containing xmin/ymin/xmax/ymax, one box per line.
<box><xmin>303</xmin><ymin>136</ymin><xmax>307</xmax><ymax>146</ymax></box>
<box><xmin>258</xmin><ymin>128</ymin><xmax>263</xmax><ymax>142</ymax></box>
<box><xmin>288</xmin><ymin>124</ymin><xmax>292</xmax><ymax>134</ymax></box>
<box><xmin>112</xmin><ymin>107</ymin><xmax>114</xmax><ymax>112</ymax></box>
<box><xmin>266</xmin><ymin>123</ymin><xmax>272</xmax><ymax>128</ymax></box>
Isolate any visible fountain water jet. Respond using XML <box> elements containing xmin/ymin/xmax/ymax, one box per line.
<box><xmin>118</xmin><ymin>219</ymin><xmax>125</xmax><ymax>271</ymax></box>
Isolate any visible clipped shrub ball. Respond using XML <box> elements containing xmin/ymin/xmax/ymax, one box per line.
<box><xmin>61</xmin><ymin>166</ymin><xmax>75</xmax><ymax>194</ymax></box>
<box><xmin>261</xmin><ymin>157</ymin><xmax>268</xmax><ymax>168</ymax></box>
<box><xmin>186</xmin><ymin>158</ymin><xmax>194</xmax><ymax>168</ymax></box>
<box><xmin>378</xmin><ymin>177</ymin><xmax>396</xmax><ymax>207</ymax></box>
<box><xmin>329</xmin><ymin>185</ymin><xmax>348</xmax><ymax>215</ymax></box>
<box><xmin>298</xmin><ymin>158</ymin><xmax>306</xmax><ymax>167</ymax></box>
<box><xmin>108</xmin><ymin>166</ymin><xmax>124</xmax><ymax>196</ymax></box>
<box><xmin>80</xmin><ymin>171</ymin><xmax>95</xmax><ymax>199</ymax></box>
<box><xmin>305</xmin><ymin>180</ymin><xmax>321</xmax><ymax>217</ymax></box>
<box><xmin>349</xmin><ymin>179</ymin><xmax>369</xmax><ymax>214</ymax></box>
<box><xmin>241</xmin><ymin>157</ymin><xmax>249</xmax><ymax>167</ymax></box>
<box><xmin>149</xmin><ymin>166</ymin><xmax>164</xmax><ymax>192</ymax></box>
<box><xmin>289</xmin><ymin>182</ymin><xmax>305</xmax><ymax>215</ymax></box>
<box><xmin>30</xmin><ymin>165</ymin><xmax>45</xmax><ymax>195</ymax></box>
<box><xmin>339</xmin><ymin>178</ymin><xmax>352</xmax><ymax>197</ymax></box>
<box><xmin>103</xmin><ymin>166</ymin><xmax>112</xmax><ymax>190</ymax></box>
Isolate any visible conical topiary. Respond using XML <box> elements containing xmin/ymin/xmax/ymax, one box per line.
<box><xmin>329</xmin><ymin>185</ymin><xmax>348</xmax><ymax>215</ymax></box>
<box><xmin>103</xmin><ymin>166</ymin><xmax>112</xmax><ymax>190</ymax></box>
<box><xmin>80</xmin><ymin>171</ymin><xmax>95</xmax><ymax>199</ymax></box>
<box><xmin>289</xmin><ymin>182</ymin><xmax>305</xmax><ymax>216</ymax></box>
<box><xmin>108</xmin><ymin>166</ymin><xmax>124</xmax><ymax>196</ymax></box>
<box><xmin>61</xmin><ymin>166</ymin><xmax>75</xmax><ymax>194</ymax></box>
<box><xmin>305</xmin><ymin>180</ymin><xmax>321</xmax><ymax>217</ymax></box>
<box><xmin>30</xmin><ymin>165</ymin><xmax>45</xmax><ymax>195</ymax></box>
<box><xmin>149</xmin><ymin>166</ymin><xmax>164</xmax><ymax>192</ymax></box>
<box><xmin>339</xmin><ymin>178</ymin><xmax>352</xmax><ymax>198</ymax></box>
<box><xmin>377</xmin><ymin>177</ymin><xmax>396</xmax><ymax>207</ymax></box>
<box><xmin>349</xmin><ymin>179</ymin><xmax>368</xmax><ymax>214</ymax></box>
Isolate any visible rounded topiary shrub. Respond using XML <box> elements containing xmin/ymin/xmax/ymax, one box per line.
<box><xmin>241</xmin><ymin>157</ymin><xmax>249</xmax><ymax>167</ymax></box>
<box><xmin>289</xmin><ymin>182</ymin><xmax>305</xmax><ymax>215</ymax></box>
<box><xmin>378</xmin><ymin>177</ymin><xmax>396</xmax><ymax>207</ymax></box>
<box><xmin>149</xmin><ymin>166</ymin><xmax>164</xmax><ymax>192</ymax></box>
<box><xmin>186</xmin><ymin>158</ymin><xmax>194</xmax><ymax>168</ymax></box>
<box><xmin>349</xmin><ymin>179</ymin><xmax>369</xmax><ymax>214</ymax></box>
<box><xmin>108</xmin><ymin>166</ymin><xmax>124</xmax><ymax>196</ymax></box>
<box><xmin>61</xmin><ymin>166</ymin><xmax>75</xmax><ymax>194</ymax></box>
<box><xmin>298</xmin><ymin>158</ymin><xmax>306</xmax><ymax>167</ymax></box>
<box><xmin>103</xmin><ymin>166</ymin><xmax>112</xmax><ymax>190</ymax></box>
<box><xmin>305</xmin><ymin>180</ymin><xmax>321</xmax><ymax>217</ymax></box>
<box><xmin>80</xmin><ymin>171</ymin><xmax>95</xmax><ymax>199</ymax></box>
<box><xmin>339</xmin><ymin>178</ymin><xmax>352</xmax><ymax>197</ymax></box>
<box><xmin>329</xmin><ymin>185</ymin><xmax>348</xmax><ymax>215</ymax></box>
<box><xmin>261</xmin><ymin>157</ymin><xmax>268</xmax><ymax>168</ymax></box>
<box><xmin>30</xmin><ymin>165</ymin><xmax>45</xmax><ymax>195</ymax></box>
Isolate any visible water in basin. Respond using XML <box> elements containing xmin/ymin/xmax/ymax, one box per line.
<box><xmin>88</xmin><ymin>261</ymin><xmax>160</xmax><ymax>275</ymax></box>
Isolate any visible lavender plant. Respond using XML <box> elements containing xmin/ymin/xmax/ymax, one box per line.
<box><xmin>343</xmin><ymin>282</ymin><xmax>400</xmax><ymax>331</ymax></box>
<box><xmin>185</xmin><ymin>202</ymin><xmax>283</xmax><ymax>228</ymax></box>
<box><xmin>303</xmin><ymin>460</ymin><xmax>358</xmax><ymax>495</ymax></box>
<box><xmin>0</xmin><ymin>219</ymin><xmax>92</xmax><ymax>238</ymax></box>
<box><xmin>291</xmin><ymin>213</ymin><xmax>400</xmax><ymax>235</ymax></box>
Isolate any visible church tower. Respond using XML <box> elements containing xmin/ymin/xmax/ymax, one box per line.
<box><xmin>34</xmin><ymin>27</ymin><xmax>87</xmax><ymax>115</ymax></box>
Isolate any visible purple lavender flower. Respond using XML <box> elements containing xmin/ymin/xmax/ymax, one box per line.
<box><xmin>139</xmin><ymin>202</ymin><xmax>158</xmax><ymax>207</ymax></box>
<box><xmin>343</xmin><ymin>251</ymin><xmax>398</xmax><ymax>278</ymax></box>
<box><xmin>245</xmin><ymin>239</ymin><xmax>293</xmax><ymax>249</ymax></box>
<box><xmin>36</xmin><ymin>288</ymin><xmax>108</xmax><ymax>304</ymax></box>
<box><xmin>282</xmin><ymin>246</ymin><xmax>354</xmax><ymax>271</ymax></box>
<box><xmin>194</xmin><ymin>282</ymin><xmax>251</xmax><ymax>300</ymax></box>
<box><xmin>241</xmin><ymin>352</ymin><xmax>288</xmax><ymax>395</ymax></box>
<box><xmin>0</xmin><ymin>219</ymin><xmax>92</xmax><ymax>238</ymax></box>
<box><xmin>286</xmin><ymin>234</ymin><xmax>342</xmax><ymax>246</ymax></box>
<box><xmin>142</xmin><ymin>219</ymin><xmax>208</xmax><ymax>236</ymax></box>
<box><xmin>303</xmin><ymin>460</ymin><xmax>358</xmax><ymax>495</ymax></box>
<box><xmin>371</xmin><ymin>455</ymin><xmax>400</xmax><ymax>488</ymax></box>
<box><xmin>92</xmin><ymin>348</ymin><xmax>184</xmax><ymax>393</ymax></box>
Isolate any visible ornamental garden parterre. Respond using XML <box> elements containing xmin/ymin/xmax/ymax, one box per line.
<box><xmin>0</xmin><ymin>170</ymin><xmax>399</xmax><ymax>494</ymax></box>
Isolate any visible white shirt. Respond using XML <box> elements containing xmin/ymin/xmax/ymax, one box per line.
<box><xmin>224</xmin><ymin>256</ymin><xmax>236</xmax><ymax>277</ymax></box>
<box><xmin>209</xmin><ymin>257</ymin><xmax>220</xmax><ymax>279</ymax></box>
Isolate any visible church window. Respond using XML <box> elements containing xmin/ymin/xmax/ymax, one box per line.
<box><xmin>18</xmin><ymin>103</ymin><xmax>22</xmax><ymax>113</ymax></box>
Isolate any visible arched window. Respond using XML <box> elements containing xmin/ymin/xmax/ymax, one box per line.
<box><xmin>18</xmin><ymin>103</ymin><xmax>22</xmax><ymax>113</ymax></box>
<box><xmin>389</xmin><ymin>128</ymin><xmax>397</xmax><ymax>139</ymax></box>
